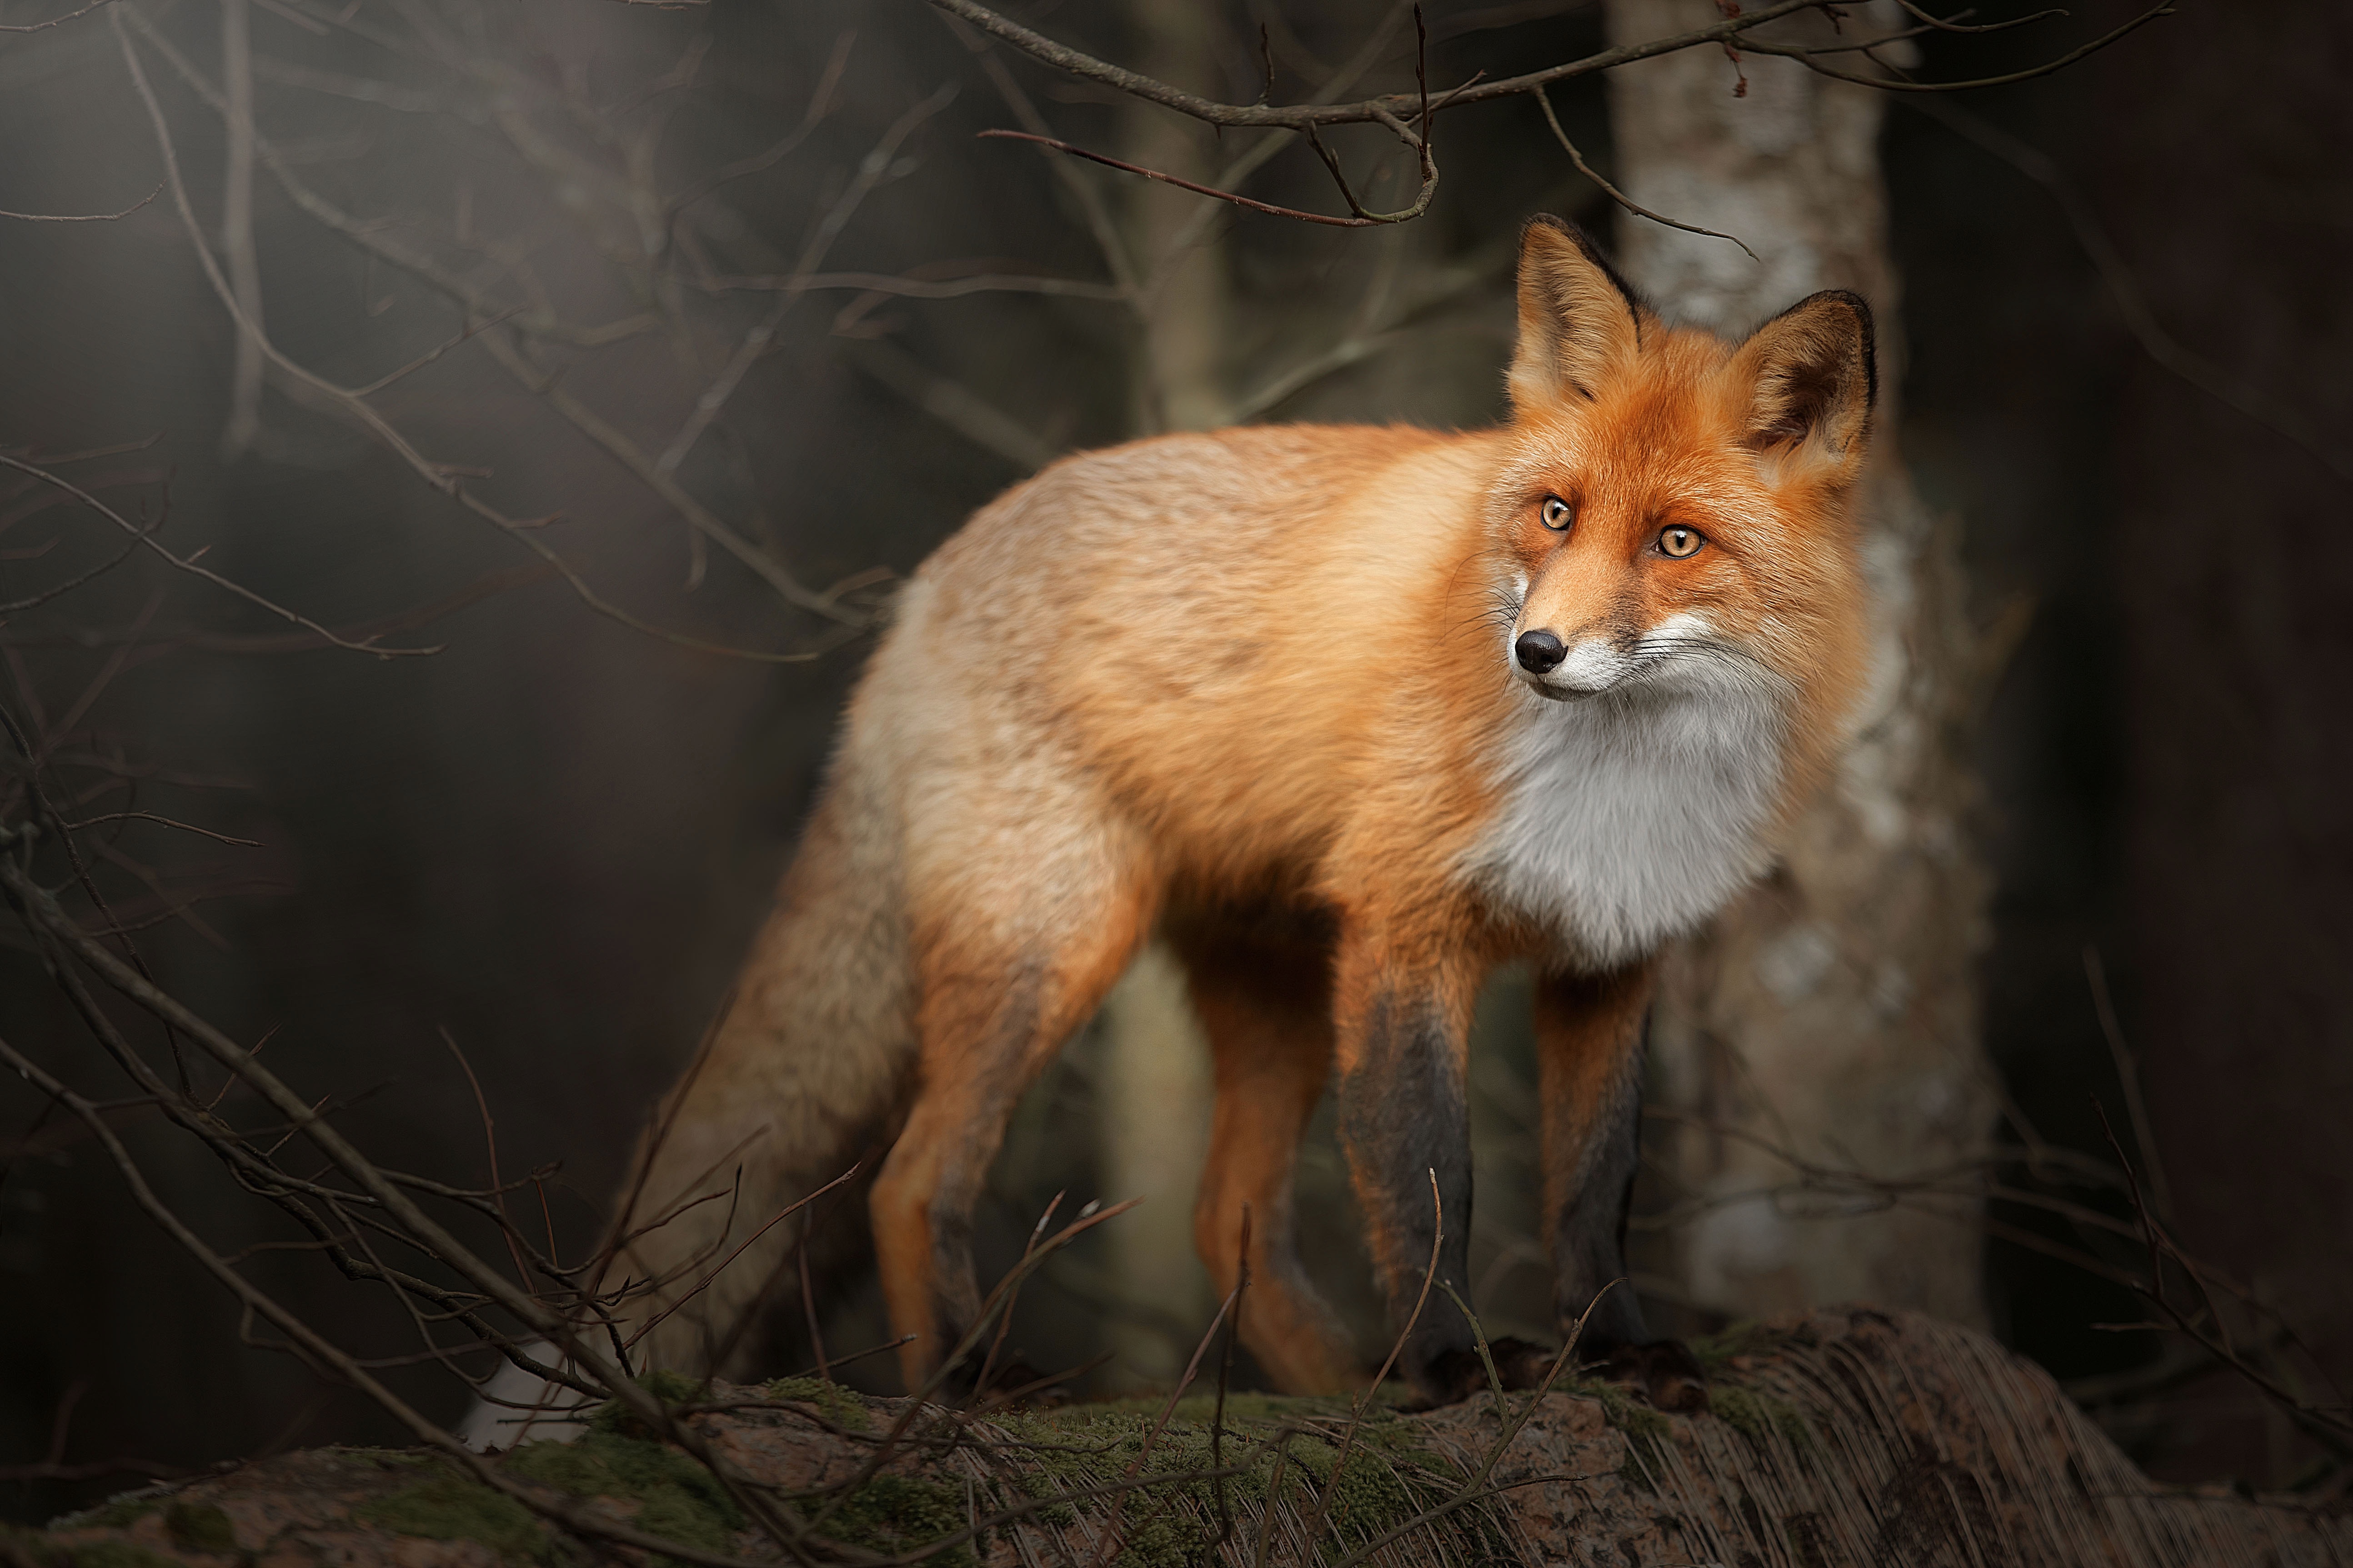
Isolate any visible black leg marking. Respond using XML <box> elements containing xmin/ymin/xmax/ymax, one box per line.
<box><xmin>1553</xmin><ymin>1084</ymin><xmax>1647</xmax><ymax>1356</ymax></box>
<box><xmin>1548</xmin><ymin>1002</ymin><xmax>1651</xmax><ymax>1360</ymax></box>
<box><xmin>1337</xmin><ymin>989</ymin><xmax>1477</xmax><ymax>1401</ymax></box>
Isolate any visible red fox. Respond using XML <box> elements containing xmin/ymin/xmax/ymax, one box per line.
<box><xmin>605</xmin><ymin>216</ymin><xmax>1875</xmax><ymax>1408</ymax></box>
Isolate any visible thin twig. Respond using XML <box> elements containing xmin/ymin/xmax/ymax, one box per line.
<box><xmin>1739</xmin><ymin>3</ymin><xmax>2174</xmax><ymax>94</ymax></box>
<box><xmin>1531</xmin><ymin>83</ymin><xmax>1757</xmax><ymax>261</ymax></box>
<box><xmin>0</xmin><ymin>0</ymin><xmax>119</xmax><ymax>32</ymax></box>
<box><xmin>654</xmin><ymin>83</ymin><xmax>956</xmax><ymax>479</ymax></box>
<box><xmin>980</xmin><ymin>130</ymin><xmax>1425</xmax><ymax>229</ymax></box>
<box><xmin>0</xmin><ymin>182</ymin><xmax>162</xmax><ymax>221</ymax></box>
<box><xmin>2082</xmin><ymin>945</ymin><xmax>2172</xmax><ymax>1219</ymax></box>
<box><xmin>0</xmin><ymin>454</ymin><xmax>409</xmax><ymax>658</ymax></box>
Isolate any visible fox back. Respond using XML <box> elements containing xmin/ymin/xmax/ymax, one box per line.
<box><xmin>868</xmin><ymin>223</ymin><xmax>1871</xmax><ymax>971</ymax></box>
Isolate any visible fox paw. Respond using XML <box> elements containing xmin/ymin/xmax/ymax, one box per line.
<box><xmin>1601</xmin><ymin>1338</ymin><xmax>1710</xmax><ymax>1414</ymax></box>
<box><xmin>1488</xmin><ymin>1336</ymin><xmax>1564</xmax><ymax>1391</ymax></box>
<box><xmin>1409</xmin><ymin>1337</ymin><xmax>1562</xmax><ymax>1405</ymax></box>
<box><xmin>1410</xmin><ymin>1348</ymin><xmax>1493</xmax><ymax>1409</ymax></box>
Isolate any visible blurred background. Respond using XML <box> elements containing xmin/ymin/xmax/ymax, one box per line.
<box><xmin>0</xmin><ymin>0</ymin><xmax>2343</xmax><ymax>1523</ymax></box>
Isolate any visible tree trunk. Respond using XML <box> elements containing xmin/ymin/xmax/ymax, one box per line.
<box><xmin>1603</xmin><ymin>0</ymin><xmax>1995</xmax><ymax>1327</ymax></box>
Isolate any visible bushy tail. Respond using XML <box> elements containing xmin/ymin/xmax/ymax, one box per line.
<box><xmin>606</xmin><ymin>751</ymin><xmax>915</xmax><ymax>1379</ymax></box>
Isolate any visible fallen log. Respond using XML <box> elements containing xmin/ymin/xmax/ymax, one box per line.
<box><xmin>20</xmin><ymin>1310</ymin><xmax>2348</xmax><ymax>1568</ymax></box>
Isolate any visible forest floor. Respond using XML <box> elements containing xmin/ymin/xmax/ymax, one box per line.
<box><xmin>21</xmin><ymin>1310</ymin><xmax>2348</xmax><ymax>1568</ymax></box>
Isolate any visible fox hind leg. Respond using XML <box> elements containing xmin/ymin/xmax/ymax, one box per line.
<box><xmin>870</xmin><ymin>832</ymin><xmax>1154</xmax><ymax>1396</ymax></box>
<box><xmin>1173</xmin><ymin>923</ymin><xmax>1360</xmax><ymax>1395</ymax></box>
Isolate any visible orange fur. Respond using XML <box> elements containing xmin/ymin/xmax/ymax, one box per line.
<box><xmin>607</xmin><ymin>217</ymin><xmax>1878</xmax><ymax>1402</ymax></box>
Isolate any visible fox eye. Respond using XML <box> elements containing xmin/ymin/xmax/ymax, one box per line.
<box><xmin>1658</xmin><ymin>526</ymin><xmax>1704</xmax><ymax>559</ymax></box>
<box><xmin>1539</xmin><ymin>495</ymin><xmax>1574</xmax><ymax>532</ymax></box>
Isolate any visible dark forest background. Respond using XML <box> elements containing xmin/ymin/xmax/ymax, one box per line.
<box><xmin>0</xmin><ymin>0</ymin><xmax>2343</xmax><ymax>1523</ymax></box>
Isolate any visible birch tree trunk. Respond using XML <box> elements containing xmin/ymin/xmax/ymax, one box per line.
<box><xmin>1603</xmin><ymin>0</ymin><xmax>1994</xmax><ymax>1326</ymax></box>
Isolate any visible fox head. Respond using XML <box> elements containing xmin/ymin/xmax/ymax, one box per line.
<box><xmin>1484</xmin><ymin>215</ymin><xmax>1874</xmax><ymax>752</ymax></box>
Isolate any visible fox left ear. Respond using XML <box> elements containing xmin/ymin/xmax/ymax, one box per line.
<box><xmin>1730</xmin><ymin>290</ymin><xmax>1877</xmax><ymax>460</ymax></box>
<box><xmin>1508</xmin><ymin>215</ymin><xmax>1646</xmax><ymax>414</ymax></box>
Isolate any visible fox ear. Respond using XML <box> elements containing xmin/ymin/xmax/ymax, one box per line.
<box><xmin>1730</xmin><ymin>290</ymin><xmax>1877</xmax><ymax>459</ymax></box>
<box><xmin>1508</xmin><ymin>215</ymin><xmax>1644</xmax><ymax>413</ymax></box>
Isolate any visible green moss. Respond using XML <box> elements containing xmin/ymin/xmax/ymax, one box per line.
<box><xmin>762</xmin><ymin>1375</ymin><xmax>871</xmax><ymax>1432</ymax></box>
<box><xmin>70</xmin><ymin>1543</ymin><xmax>187</xmax><ymax>1568</ymax></box>
<box><xmin>70</xmin><ymin>1498</ymin><xmax>156</xmax><ymax>1532</ymax></box>
<box><xmin>163</xmin><ymin>1502</ymin><xmax>237</xmax><ymax>1555</ymax></box>
<box><xmin>589</xmin><ymin>1370</ymin><xmax>707</xmax><ymax>1442</ymax></box>
<box><xmin>799</xmin><ymin>1475</ymin><xmax>972</xmax><ymax>1568</ymax></box>
<box><xmin>356</xmin><ymin>1468</ymin><xmax>546</xmax><ymax>1562</ymax></box>
<box><xmin>1689</xmin><ymin>1320</ymin><xmax>1806</xmax><ymax>1371</ymax></box>
<box><xmin>636</xmin><ymin>1370</ymin><xmax>703</xmax><ymax>1404</ymax></box>
<box><xmin>1709</xmin><ymin>1386</ymin><xmax>1811</xmax><ymax>1452</ymax></box>
<box><xmin>506</xmin><ymin>1430</ymin><xmax>742</xmax><ymax>1559</ymax></box>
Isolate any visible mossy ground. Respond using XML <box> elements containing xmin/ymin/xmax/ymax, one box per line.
<box><xmin>507</xmin><ymin>1428</ymin><xmax>744</xmax><ymax>1557</ymax></box>
<box><xmin>760</xmin><ymin>1375</ymin><xmax>873</xmax><ymax>1432</ymax></box>
<box><xmin>161</xmin><ymin>1503</ymin><xmax>237</xmax><ymax>1556</ymax></box>
<box><xmin>355</xmin><ymin>1468</ymin><xmax>546</xmax><ymax>1562</ymax></box>
<box><xmin>354</xmin><ymin>1411</ymin><xmax>747</xmax><ymax>1566</ymax></box>
<box><xmin>28</xmin><ymin>1378</ymin><xmax>1572</xmax><ymax>1568</ymax></box>
<box><xmin>1682</xmin><ymin>1323</ymin><xmax>1815</xmax><ymax>1455</ymax></box>
<box><xmin>796</xmin><ymin>1473</ymin><xmax>975</xmax><ymax>1568</ymax></box>
<box><xmin>973</xmin><ymin>1390</ymin><xmax>1515</xmax><ymax>1568</ymax></box>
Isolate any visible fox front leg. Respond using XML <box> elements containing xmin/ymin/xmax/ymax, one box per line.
<box><xmin>1330</xmin><ymin>923</ymin><xmax>1487</xmax><ymax>1405</ymax></box>
<box><xmin>1534</xmin><ymin>963</ymin><xmax>1707</xmax><ymax>1413</ymax></box>
<box><xmin>1532</xmin><ymin>964</ymin><xmax>1655</xmax><ymax>1359</ymax></box>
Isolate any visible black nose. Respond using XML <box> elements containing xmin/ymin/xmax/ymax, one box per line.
<box><xmin>1514</xmin><ymin>629</ymin><xmax>1566</xmax><ymax>674</ymax></box>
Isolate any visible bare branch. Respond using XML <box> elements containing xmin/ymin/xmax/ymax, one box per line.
<box><xmin>927</xmin><ymin>0</ymin><xmax>2109</xmax><ymax>129</ymax></box>
<box><xmin>0</xmin><ymin>182</ymin><xmax>162</xmax><ymax>221</ymax></box>
<box><xmin>1891</xmin><ymin>0</ymin><xmax>2070</xmax><ymax>33</ymax></box>
<box><xmin>939</xmin><ymin>0</ymin><xmax>2168</xmax><ymax>230</ymax></box>
<box><xmin>655</xmin><ymin>82</ymin><xmax>956</xmax><ymax>480</ymax></box>
<box><xmin>0</xmin><ymin>454</ymin><xmax>415</xmax><ymax>655</ymax></box>
<box><xmin>1531</xmin><ymin>84</ymin><xmax>1757</xmax><ymax>261</ymax></box>
<box><xmin>63</xmin><ymin>811</ymin><xmax>262</xmax><ymax>848</ymax></box>
<box><xmin>108</xmin><ymin>5</ymin><xmax>858</xmax><ymax>661</ymax></box>
<box><xmin>0</xmin><ymin>0</ymin><xmax>118</xmax><ymax>32</ymax></box>
<box><xmin>1739</xmin><ymin>2</ymin><xmax>2175</xmax><ymax>93</ymax></box>
<box><xmin>663</xmin><ymin>30</ymin><xmax>854</xmax><ymax>236</ymax></box>
<box><xmin>981</xmin><ymin>128</ymin><xmax>1427</xmax><ymax>229</ymax></box>
<box><xmin>701</xmin><ymin>269</ymin><xmax>1123</xmax><ymax>301</ymax></box>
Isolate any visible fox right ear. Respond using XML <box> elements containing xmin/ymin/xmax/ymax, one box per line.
<box><xmin>1508</xmin><ymin>216</ymin><xmax>1645</xmax><ymax>414</ymax></box>
<box><xmin>1729</xmin><ymin>289</ymin><xmax>1877</xmax><ymax>460</ymax></box>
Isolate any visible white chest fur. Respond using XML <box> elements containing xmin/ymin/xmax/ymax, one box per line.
<box><xmin>1468</xmin><ymin>667</ymin><xmax>1789</xmax><ymax>969</ymax></box>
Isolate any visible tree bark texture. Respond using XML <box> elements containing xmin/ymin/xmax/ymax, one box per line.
<box><xmin>1603</xmin><ymin>1</ymin><xmax>1996</xmax><ymax>1327</ymax></box>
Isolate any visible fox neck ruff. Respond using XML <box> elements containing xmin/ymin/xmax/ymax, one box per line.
<box><xmin>1468</xmin><ymin>658</ymin><xmax>1791</xmax><ymax>970</ymax></box>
